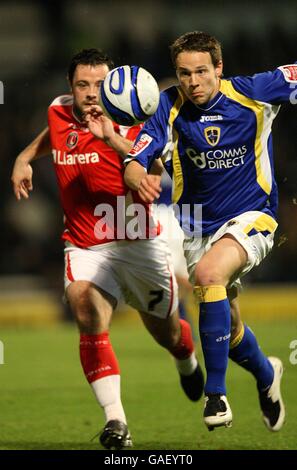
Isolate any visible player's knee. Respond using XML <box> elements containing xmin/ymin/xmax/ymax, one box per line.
<box><xmin>194</xmin><ymin>263</ymin><xmax>223</xmax><ymax>286</ymax></box>
<box><xmin>71</xmin><ymin>287</ymin><xmax>92</xmax><ymax>313</ymax></box>
<box><xmin>68</xmin><ymin>286</ymin><xmax>98</xmax><ymax>330</ymax></box>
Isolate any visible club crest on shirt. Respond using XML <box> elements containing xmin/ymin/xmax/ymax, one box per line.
<box><xmin>66</xmin><ymin>131</ymin><xmax>79</xmax><ymax>149</ymax></box>
<box><xmin>204</xmin><ymin>126</ymin><xmax>221</xmax><ymax>146</ymax></box>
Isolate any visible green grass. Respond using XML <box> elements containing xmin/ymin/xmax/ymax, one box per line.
<box><xmin>0</xmin><ymin>318</ymin><xmax>296</xmax><ymax>450</ymax></box>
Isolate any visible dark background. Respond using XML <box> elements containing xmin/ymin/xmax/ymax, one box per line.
<box><xmin>0</xmin><ymin>0</ymin><xmax>297</xmax><ymax>293</ymax></box>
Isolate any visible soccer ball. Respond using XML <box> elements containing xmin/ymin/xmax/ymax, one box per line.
<box><xmin>99</xmin><ymin>65</ymin><xmax>160</xmax><ymax>126</ymax></box>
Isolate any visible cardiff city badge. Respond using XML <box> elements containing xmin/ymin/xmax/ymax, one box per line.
<box><xmin>204</xmin><ymin>126</ymin><xmax>221</xmax><ymax>146</ymax></box>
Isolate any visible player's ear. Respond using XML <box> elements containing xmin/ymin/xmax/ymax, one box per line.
<box><xmin>216</xmin><ymin>61</ymin><xmax>223</xmax><ymax>78</ymax></box>
<box><xmin>67</xmin><ymin>75</ymin><xmax>72</xmax><ymax>92</ymax></box>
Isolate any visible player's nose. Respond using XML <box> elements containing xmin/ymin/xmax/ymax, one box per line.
<box><xmin>87</xmin><ymin>87</ymin><xmax>99</xmax><ymax>99</ymax></box>
<box><xmin>189</xmin><ymin>73</ymin><xmax>199</xmax><ymax>87</ymax></box>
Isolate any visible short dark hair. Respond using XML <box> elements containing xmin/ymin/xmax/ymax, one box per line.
<box><xmin>170</xmin><ymin>31</ymin><xmax>222</xmax><ymax>68</ymax></box>
<box><xmin>68</xmin><ymin>48</ymin><xmax>114</xmax><ymax>83</ymax></box>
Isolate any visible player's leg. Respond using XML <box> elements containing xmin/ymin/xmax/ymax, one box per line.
<box><xmin>65</xmin><ymin>247</ymin><xmax>132</xmax><ymax>449</ymax></box>
<box><xmin>228</xmin><ymin>287</ymin><xmax>285</xmax><ymax>431</ymax></box>
<box><xmin>139</xmin><ymin>308</ymin><xmax>204</xmax><ymax>402</ymax></box>
<box><xmin>120</xmin><ymin>236</ymin><xmax>204</xmax><ymax>402</ymax></box>
<box><xmin>194</xmin><ymin>234</ymin><xmax>247</xmax><ymax>430</ymax></box>
<box><xmin>228</xmin><ymin>286</ymin><xmax>274</xmax><ymax>388</ymax></box>
<box><xmin>176</xmin><ymin>274</ymin><xmax>199</xmax><ymax>343</ymax></box>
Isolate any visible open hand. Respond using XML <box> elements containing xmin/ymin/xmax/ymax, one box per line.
<box><xmin>84</xmin><ymin>105</ymin><xmax>115</xmax><ymax>142</ymax></box>
<box><xmin>11</xmin><ymin>159</ymin><xmax>33</xmax><ymax>200</ymax></box>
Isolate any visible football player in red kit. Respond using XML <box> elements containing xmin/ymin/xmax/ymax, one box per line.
<box><xmin>11</xmin><ymin>49</ymin><xmax>204</xmax><ymax>449</ymax></box>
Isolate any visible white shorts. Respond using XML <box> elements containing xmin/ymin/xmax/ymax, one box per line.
<box><xmin>157</xmin><ymin>205</ymin><xmax>188</xmax><ymax>278</ymax></box>
<box><xmin>183</xmin><ymin>211</ymin><xmax>278</xmax><ymax>288</ymax></box>
<box><xmin>64</xmin><ymin>237</ymin><xmax>178</xmax><ymax>319</ymax></box>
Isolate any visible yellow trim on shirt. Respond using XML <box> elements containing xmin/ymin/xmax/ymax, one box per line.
<box><xmin>219</xmin><ymin>80</ymin><xmax>271</xmax><ymax>195</ymax></box>
<box><xmin>169</xmin><ymin>87</ymin><xmax>186</xmax><ymax>204</ymax></box>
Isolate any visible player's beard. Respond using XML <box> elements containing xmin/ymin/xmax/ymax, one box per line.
<box><xmin>72</xmin><ymin>103</ymin><xmax>85</xmax><ymax>122</ymax></box>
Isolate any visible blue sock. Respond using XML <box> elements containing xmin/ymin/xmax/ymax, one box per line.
<box><xmin>196</xmin><ymin>285</ymin><xmax>231</xmax><ymax>395</ymax></box>
<box><xmin>229</xmin><ymin>324</ymin><xmax>274</xmax><ymax>390</ymax></box>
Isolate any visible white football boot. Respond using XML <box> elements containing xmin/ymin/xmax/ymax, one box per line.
<box><xmin>258</xmin><ymin>356</ymin><xmax>285</xmax><ymax>432</ymax></box>
<box><xmin>203</xmin><ymin>394</ymin><xmax>233</xmax><ymax>431</ymax></box>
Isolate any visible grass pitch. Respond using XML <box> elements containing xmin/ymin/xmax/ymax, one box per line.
<box><xmin>0</xmin><ymin>317</ymin><xmax>296</xmax><ymax>450</ymax></box>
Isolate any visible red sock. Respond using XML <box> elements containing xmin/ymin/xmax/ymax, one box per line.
<box><xmin>170</xmin><ymin>319</ymin><xmax>194</xmax><ymax>360</ymax></box>
<box><xmin>79</xmin><ymin>332</ymin><xmax>120</xmax><ymax>384</ymax></box>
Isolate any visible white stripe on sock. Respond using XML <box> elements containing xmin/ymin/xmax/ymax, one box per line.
<box><xmin>175</xmin><ymin>351</ymin><xmax>198</xmax><ymax>376</ymax></box>
<box><xmin>91</xmin><ymin>375</ymin><xmax>127</xmax><ymax>424</ymax></box>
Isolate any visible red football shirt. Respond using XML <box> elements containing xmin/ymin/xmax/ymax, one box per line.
<box><xmin>48</xmin><ymin>95</ymin><xmax>159</xmax><ymax>247</ymax></box>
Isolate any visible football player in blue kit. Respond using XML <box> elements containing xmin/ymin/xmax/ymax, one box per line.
<box><xmin>124</xmin><ymin>31</ymin><xmax>293</xmax><ymax>432</ymax></box>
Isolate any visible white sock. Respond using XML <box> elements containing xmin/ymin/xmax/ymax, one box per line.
<box><xmin>91</xmin><ymin>374</ymin><xmax>127</xmax><ymax>424</ymax></box>
<box><xmin>175</xmin><ymin>351</ymin><xmax>198</xmax><ymax>376</ymax></box>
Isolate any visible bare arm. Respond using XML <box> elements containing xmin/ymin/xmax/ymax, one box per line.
<box><xmin>150</xmin><ymin>158</ymin><xmax>164</xmax><ymax>176</ymax></box>
<box><xmin>11</xmin><ymin>126</ymin><xmax>51</xmax><ymax>200</ymax></box>
<box><xmin>84</xmin><ymin>105</ymin><xmax>133</xmax><ymax>158</ymax></box>
<box><xmin>105</xmin><ymin>130</ymin><xmax>134</xmax><ymax>158</ymax></box>
<box><xmin>86</xmin><ymin>105</ymin><xmax>164</xmax><ymax>188</ymax></box>
<box><xmin>124</xmin><ymin>160</ymin><xmax>162</xmax><ymax>203</ymax></box>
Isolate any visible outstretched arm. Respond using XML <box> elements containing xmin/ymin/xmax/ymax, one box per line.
<box><xmin>84</xmin><ymin>105</ymin><xmax>134</xmax><ymax>158</ymax></box>
<box><xmin>11</xmin><ymin>126</ymin><xmax>51</xmax><ymax>200</ymax></box>
<box><xmin>124</xmin><ymin>160</ymin><xmax>162</xmax><ymax>203</ymax></box>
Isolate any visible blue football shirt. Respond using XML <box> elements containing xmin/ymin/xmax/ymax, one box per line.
<box><xmin>125</xmin><ymin>64</ymin><xmax>297</xmax><ymax>236</ymax></box>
